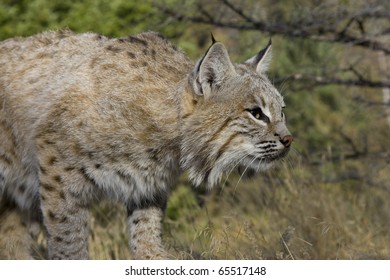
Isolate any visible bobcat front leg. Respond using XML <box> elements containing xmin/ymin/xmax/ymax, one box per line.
<box><xmin>38</xmin><ymin>142</ymin><xmax>92</xmax><ymax>259</ymax></box>
<box><xmin>39</xmin><ymin>167</ymin><xmax>91</xmax><ymax>260</ymax></box>
<box><xmin>127</xmin><ymin>196</ymin><xmax>168</xmax><ymax>259</ymax></box>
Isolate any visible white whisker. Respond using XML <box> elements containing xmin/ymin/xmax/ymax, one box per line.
<box><xmin>234</xmin><ymin>155</ymin><xmax>259</xmax><ymax>192</ymax></box>
<box><xmin>256</xmin><ymin>156</ymin><xmax>265</xmax><ymax>173</ymax></box>
<box><xmin>221</xmin><ymin>152</ymin><xmax>251</xmax><ymax>189</ymax></box>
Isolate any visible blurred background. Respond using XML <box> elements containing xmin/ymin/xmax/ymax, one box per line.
<box><xmin>1</xmin><ymin>0</ymin><xmax>389</xmax><ymax>259</ymax></box>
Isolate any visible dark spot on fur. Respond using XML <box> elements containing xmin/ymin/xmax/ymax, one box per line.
<box><xmin>64</xmin><ymin>240</ymin><xmax>73</xmax><ymax>245</ymax></box>
<box><xmin>136</xmin><ymin>229</ymin><xmax>146</xmax><ymax>237</ymax></box>
<box><xmin>127</xmin><ymin>36</ymin><xmax>148</xmax><ymax>47</ymax></box>
<box><xmin>142</xmin><ymin>61</ymin><xmax>148</xmax><ymax>67</ymax></box>
<box><xmin>106</xmin><ymin>45</ymin><xmax>121</xmax><ymax>53</ymax></box>
<box><xmin>55</xmin><ymin>236</ymin><xmax>63</xmax><ymax>243</ymax></box>
<box><xmin>44</xmin><ymin>139</ymin><xmax>56</xmax><ymax>145</ymax></box>
<box><xmin>64</xmin><ymin>166</ymin><xmax>75</xmax><ymax>172</ymax></box>
<box><xmin>95</xmin><ymin>163</ymin><xmax>101</xmax><ymax>169</ymax></box>
<box><xmin>59</xmin><ymin>216</ymin><xmax>68</xmax><ymax>223</ymax></box>
<box><xmin>77</xmin><ymin>121</ymin><xmax>83</xmax><ymax>128</ymax></box>
<box><xmin>87</xmin><ymin>151</ymin><xmax>96</xmax><ymax>159</ymax></box>
<box><xmin>132</xmin><ymin>76</ymin><xmax>144</xmax><ymax>82</ymax></box>
<box><xmin>132</xmin><ymin>218</ymin><xmax>140</xmax><ymax>225</ymax></box>
<box><xmin>95</xmin><ymin>34</ymin><xmax>103</xmax><ymax>40</ymax></box>
<box><xmin>127</xmin><ymin>51</ymin><xmax>136</xmax><ymax>59</ymax></box>
<box><xmin>48</xmin><ymin>156</ymin><xmax>57</xmax><ymax>165</ymax></box>
<box><xmin>147</xmin><ymin>148</ymin><xmax>159</xmax><ymax>161</ymax></box>
<box><xmin>39</xmin><ymin>165</ymin><xmax>47</xmax><ymax>175</ymax></box>
<box><xmin>48</xmin><ymin>210</ymin><xmax>57</xmax><ymax>221</ymax></box>
<box><xmin>79</xmin><ymin>166</ymin><xmax>99</xmax><ymax>187</ymax></box>
<box><xmin>42</xmin><ymin>183</ymin><xmax>55</xmax><ymax>192</ymax></box>
<box><xmin>53</xmin><ymin>175</ymin><xmax>62</xmax><ymax>183</ymax></box>
<box><xmin>143</xmin><ymin>49</ymin><xmax>148</xmax><ymax>55</ymax></box>
<box><xmin>18</xmin><ymin>184</ymin><xmax>26</xmax><ymax>193</ymax></box>
<box><xmin>72</xmin><ymin>143</ymin><xmax>83</xmax><ymax>155</ymax></box>
<box><xmin>0</xmin><ymin>154</ymin><xmax>12</xmax><ymax>165</ymax></box>
<box><xmin>59</xmin><ymin>191</ymin><xmax>65</xmax><ymax>200</ymax></box>
<box><xmin>163</xmin><ymin>64</ymin><xmax>178</xmax><ymax>73</ymax></box>
<box><xmin>68</xmin><ymin>190</ymin><xmax>79</xmax><ymax>199</ymax></box>
<box><xmin>151</xmin><ymin>49</ymin><xmax>157</xmax><ymax>59</ymax></box>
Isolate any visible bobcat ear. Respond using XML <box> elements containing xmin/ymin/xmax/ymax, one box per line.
<box><xmin>245</xmin><ymin>38</ymin><xmax>272</xmax><ymax>74</ymax></box>
<box><xmin>191</xmin><ymin>41</ymin><xmax>236</xmax><ymax>98</ymax></box>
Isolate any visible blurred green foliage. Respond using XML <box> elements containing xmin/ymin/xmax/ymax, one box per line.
<box><xmin>0</xmin><ymin>0</ymin><xmax>186</xmax><ymax>39</ymax></box>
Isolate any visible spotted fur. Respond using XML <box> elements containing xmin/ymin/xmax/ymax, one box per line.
<box><xmin>0</xmin><ymin>30</ymin><xmax>292</xmax><ymax>259</ymax></box>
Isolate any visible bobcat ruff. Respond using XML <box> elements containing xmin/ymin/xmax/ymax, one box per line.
<box><xmin>0</xmin><ymin>30</ymin><xmax>292</xmax><ymax>259</ymax></box>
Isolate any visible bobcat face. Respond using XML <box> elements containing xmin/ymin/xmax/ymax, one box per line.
<box><xmin>181</xmin><ymin>40</ymin><xmax>293</xmax><ymax>187</ymax></box>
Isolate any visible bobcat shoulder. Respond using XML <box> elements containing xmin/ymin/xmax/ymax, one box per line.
<box><xmin>0</xmin><ymin>30</ymin><xmax>292</xmax><ymax>259</ymax></box>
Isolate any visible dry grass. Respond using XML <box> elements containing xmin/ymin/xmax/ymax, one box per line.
<box><xmin>30</xmin><ymin>152</ymin><xmax>389</xmax><ymax>260</ymax></box>
<box><xmin>49</xmin><ymin>155</ymin><xmax>388</xmax><ymax>260</ymax></box>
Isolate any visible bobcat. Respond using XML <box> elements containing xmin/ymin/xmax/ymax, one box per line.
<box><xmin>0</xmin><ymin>30</ymin><xmax>292</xmax><ymax>259</ymax></box>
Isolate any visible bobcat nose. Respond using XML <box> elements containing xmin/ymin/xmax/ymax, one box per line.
<box><xmin>280</xmin><ymin>135</ymin><xmax>293</xmax><ymax>148</ymax></box>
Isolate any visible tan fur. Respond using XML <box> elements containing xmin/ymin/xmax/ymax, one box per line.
<box><xmin>0</xmin><ymin>207</ymin><xmax>33</xmax><ymax>259</ymax></box>
<box><xmin>0</xmin><ymin>30</ymin><xmax>292</xmax><ymax>259</ymax></box>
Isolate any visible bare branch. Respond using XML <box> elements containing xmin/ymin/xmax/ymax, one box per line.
<box><xmin>275</xmin><ymin>74</ymin><xmax>390</xmax><ymax>89</ymax></box>
<box><xmin>156</xmin><ymin>1</ymin><xmax>390</xmax><ymax>91</ymax></box>
<box><xmin>220</xmin><ymin>0</ymin><xmax>256</xmax><ymax>23</ymax></box>
<box><xmin>196</xmin><ymin>3</ymin><xmax>214</xmax><ymax>21</ymax></box>
<box><xmin>157</xmin><ymin>2</ymin><xmax>390</xmax><ymax>55</ymax></box>
<box><xmin>347</xmin><ymin>66</ymin><xmax>366</xmax><ymax>82</ymax></box>
<box><xmin>353</xmin><ymin>96</ymin><xmax>390</xmax><ymax>106</ymax></box>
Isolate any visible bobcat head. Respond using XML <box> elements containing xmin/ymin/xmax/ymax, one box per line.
<box><xmin>180</xmin><ymin>38</ymin><xmax>293</xmax><ymax>187</ymax></box>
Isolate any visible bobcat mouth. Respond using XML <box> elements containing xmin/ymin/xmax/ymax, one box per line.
<box><xmin>237</xmin><ymin>147</ymin><xmax>290</xmax><ymax>174</ymax></box>
<box><xmin>196</xmin><ymin>147</ymin><xmax>290</xmax><ymax>188</ymax></box>
<box><xmin>264</xmin><ymin>146</ymin><xmax>290</xmax><ymax>162</ymax></box>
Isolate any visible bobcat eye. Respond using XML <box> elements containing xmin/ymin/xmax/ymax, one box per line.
<box><xmin>247</xmin><ymin>107</ymin><xmax>270</xmax><ymax>123</ymax></box>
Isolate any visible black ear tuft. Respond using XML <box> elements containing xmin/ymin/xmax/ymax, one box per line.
<box><xmin>244</xmin><ymin>38</ymin><xmax>273</xmax><ymax>74</ymax></box>
<box><xmin>252</xmin><ymin>38</ymin><xmax>271</xmax><ymax>67</ymax></box>
<box><xmin>210</xmin><ymin>32</ymin><xmax>217</xmax><ymax>44</ymax></box>
<box><xmin>257</xmin><ymin>38</ymin><xmax>271</xmax><ymax>60</ymax></box>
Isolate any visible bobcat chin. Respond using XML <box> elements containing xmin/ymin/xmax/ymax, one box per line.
<box><xmin>0</xmin><ymin>30</ymin><xmax>292</xmax><ymax>259</ymax></box>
